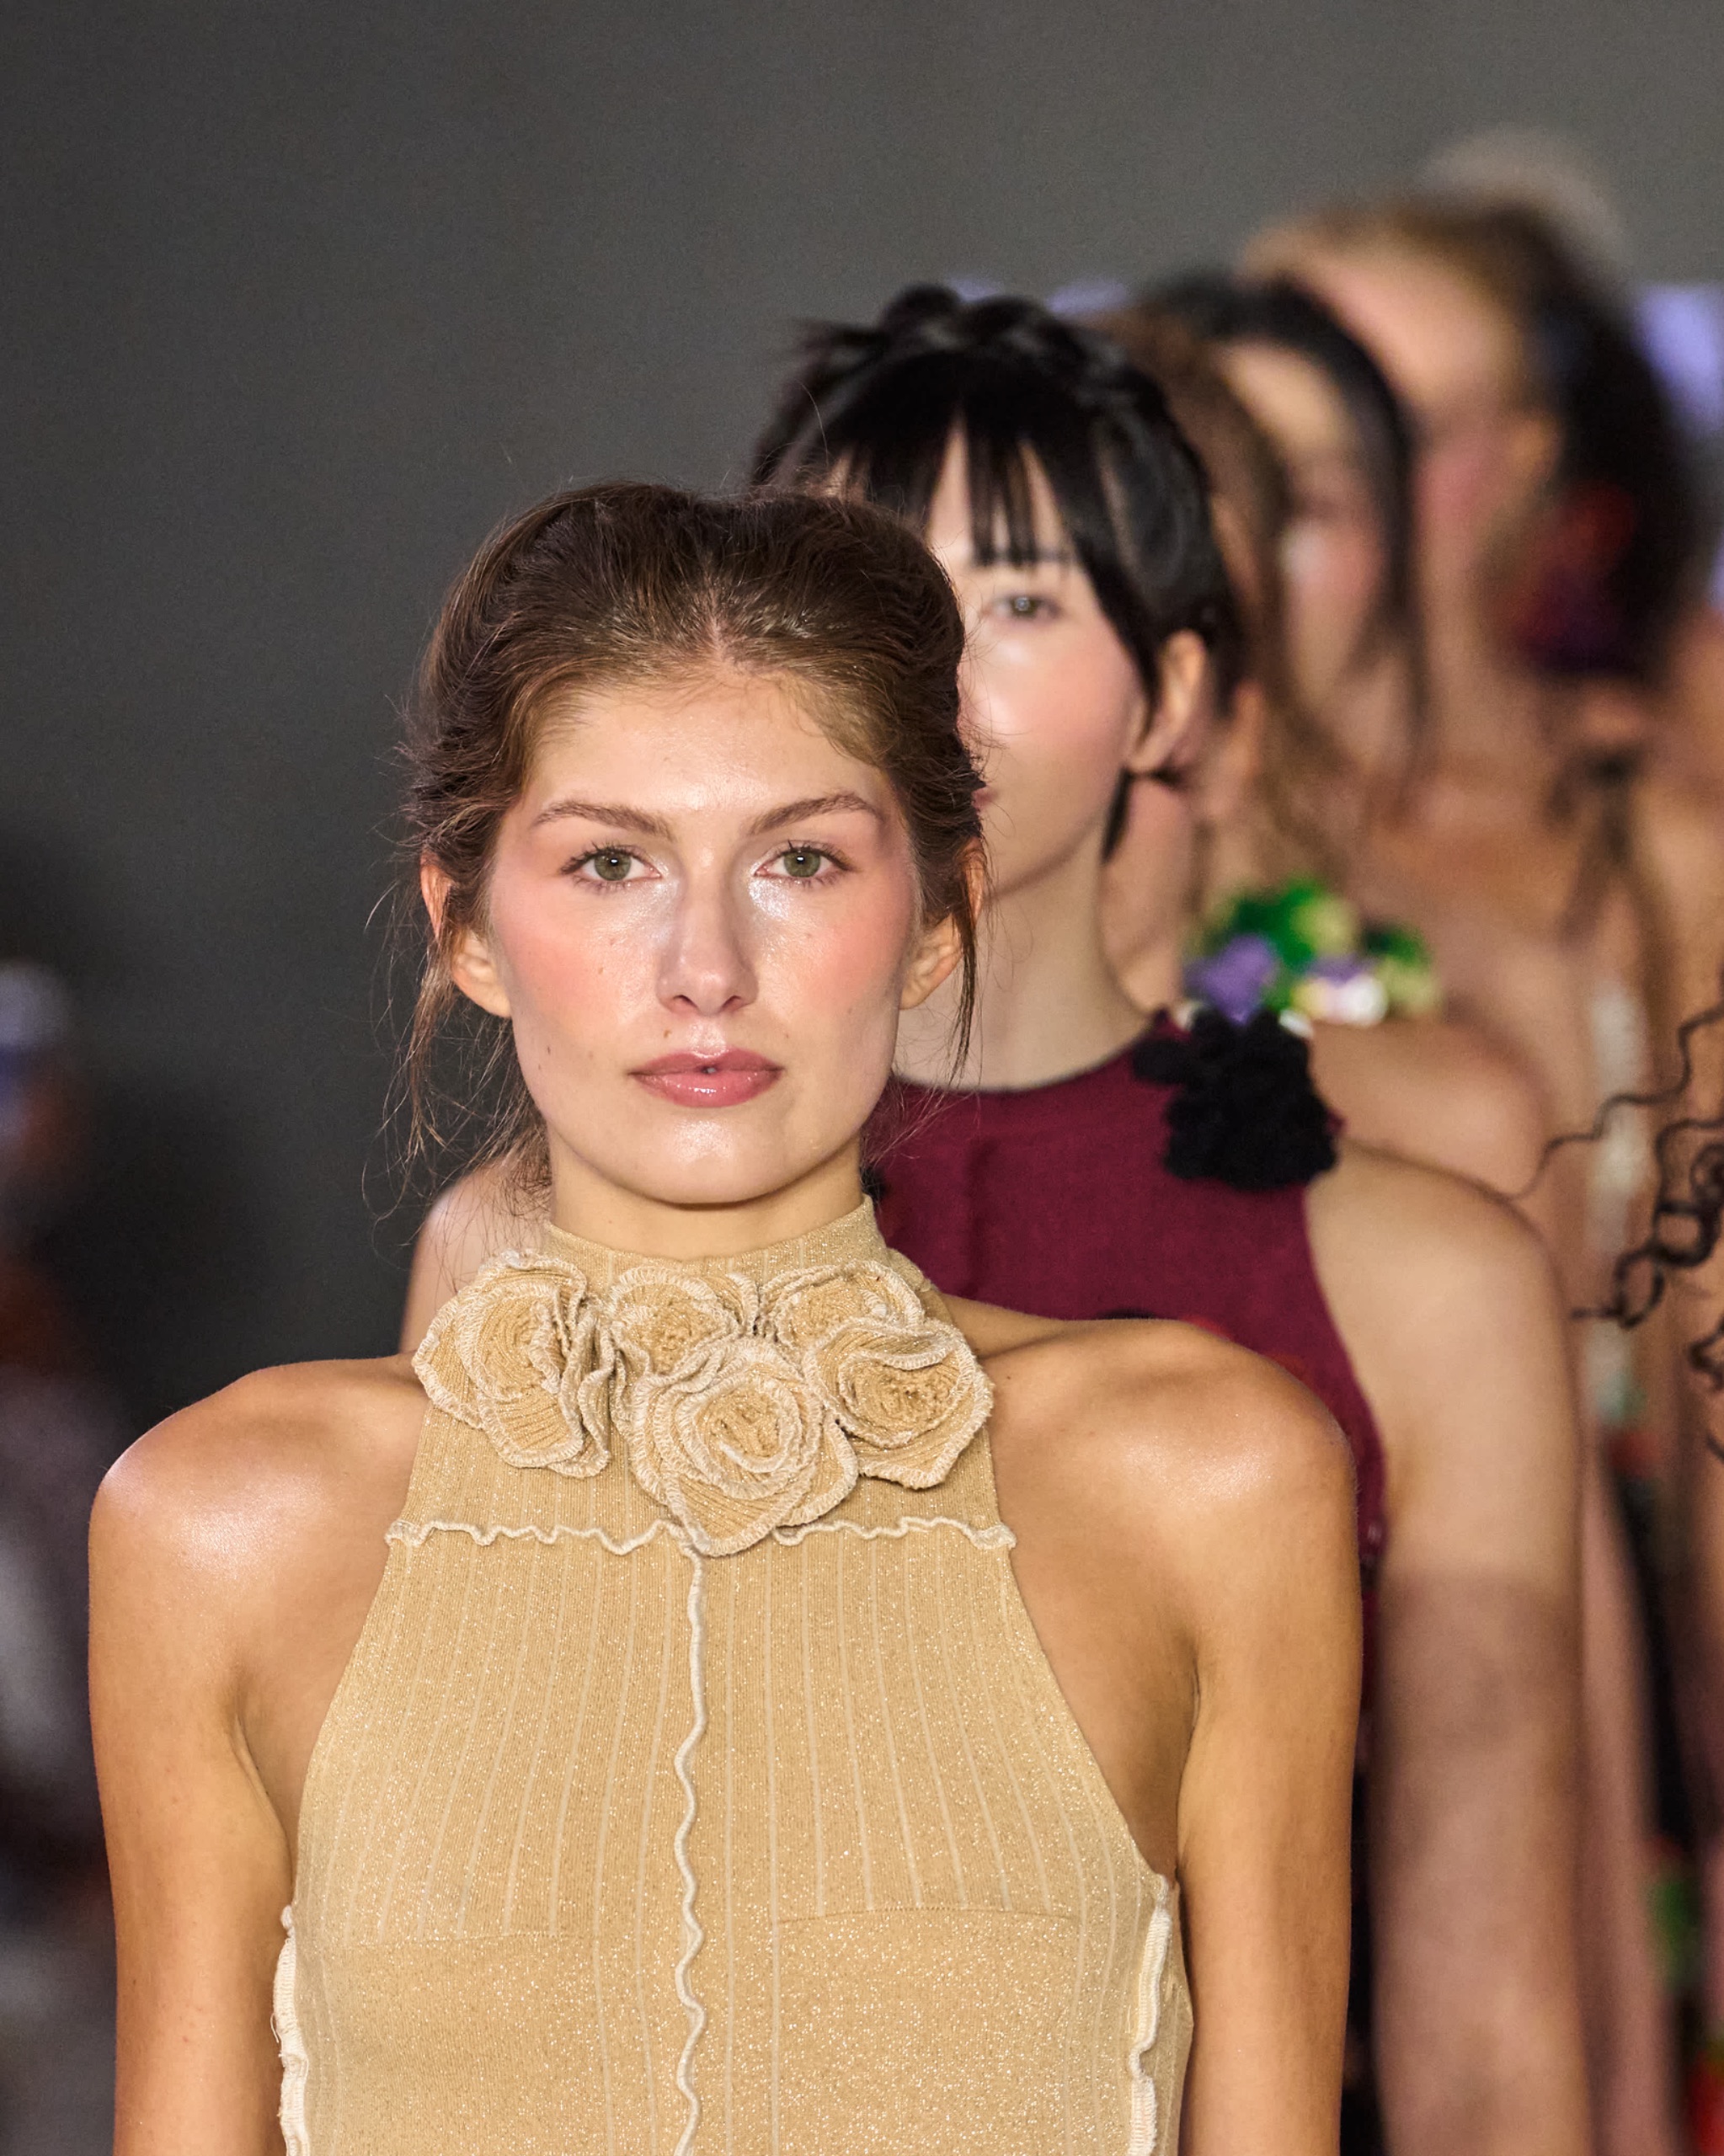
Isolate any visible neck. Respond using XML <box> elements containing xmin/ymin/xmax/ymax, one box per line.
<box><xmin>1111</xmin><ymin>919</ymin><xmax>1188</xmax><ymax>1018</ymax></box>
<box><xmin>1420</xmin><ymin>595</ymin><xmax>1557</xmax><ymax>779</ymax></box>
<box><xmin>545</xmin><ymin>1143</ymin><xmax>866</xmax><ymax>1261</ymax></box>
<box><xmin>897</xmin><ymin>834</ymin><xmax>1148</xmax><ymax>1091</ymax></box>
<box><xmin>1319</xmin><ymin>649</ymin><xmax>1416</xmax><ymax>811</ymax></box>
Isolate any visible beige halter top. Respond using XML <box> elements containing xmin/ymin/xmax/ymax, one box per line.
<box><xmin>277</xmin><ymin>1203</ymin><xmax>1189</xmax><ymax>2153</ymax></box>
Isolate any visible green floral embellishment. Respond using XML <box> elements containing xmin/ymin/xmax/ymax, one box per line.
<box><xmin>1187</xmin><ymin>878</ymin><xmax>1442</xmax><ymax>1028</ymax></box>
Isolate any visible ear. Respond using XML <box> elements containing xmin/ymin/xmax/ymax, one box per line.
<box><xmin>899</xmin><ymin>846</ymin><xmax>983</xmax><ymax>1013</ymax></box>
<box><xmin>420</xmin><ymin>857</ymin><xmax>513</xmax><ymax>1020</ymax></box>
<box><xmin>1123</xmin><ymin>630</ymin><xmax>1213</xmax><ymax>782</ymax></box>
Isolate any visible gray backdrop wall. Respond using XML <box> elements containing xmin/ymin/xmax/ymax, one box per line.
<box><xmin>6</xmin><ymin>0</ymin><xmax>1723</xmax><ymax>1429</ymax></box>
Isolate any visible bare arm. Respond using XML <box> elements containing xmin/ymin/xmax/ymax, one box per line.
<box><xmin>988</xmin><ymin>1325</ymin><xmax>1360</xmax><ymax>2154</ymax></box>
<box><xmin>1315</xmin><ymin>1153</ymin><xmax>1588</xmax><ymax>2154</ymax></box>
<box><xmin>91</xmin><ymin>1361</ymin><xmax>418</xmax><ymax>2153</ymax></box>
<box><xmin>1172</xmin><ymin>1370</ymin><xmax>1361</xmax><ymax>2154</ymax></box>
<box><xmin>92</xmin><ymin>1403</ymin><xmax>291</xmax><ymax>2154</ymax></box>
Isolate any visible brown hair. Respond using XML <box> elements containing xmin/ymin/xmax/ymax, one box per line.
<box><xmin>1088</xmin><ymin>303</ymin><xmax>1348</xmax><ymax>878</ymax></box>
<box><xmin>1251</xmin><ymin>195</ymin><xmax>1703</xmax><ymax>1057</ymax></box>
<box><xmin>1247</xmin><ymin>196</ymin><xmax>1550</xmax><ymax>402</ymax></box>
<box><xmin>397</xmin><ymin>480</ymin><xmax>983</xmax><ymax>1186</ymax></box>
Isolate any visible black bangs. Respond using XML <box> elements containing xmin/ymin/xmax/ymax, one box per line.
<box><xmin>751</xmin><ymin>285</ymin><xmax>1242</xmax><ymax>702</ymax></box>
<box><xmin>960</xmin><ymin>376</ymin><xmax>1094</xmax><ymax>568</ymax></box>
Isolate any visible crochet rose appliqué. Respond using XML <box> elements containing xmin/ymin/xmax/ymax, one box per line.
<box><xmin>414</xmin><ymin>1251</ymin><xmax>993</xmax><ymax>1555</ymax></box>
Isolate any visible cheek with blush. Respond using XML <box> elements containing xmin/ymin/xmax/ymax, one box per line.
<box><xmin>969</xmin><ymin>624</ymin><xmax>1146</xmax><ymax>891</ymax></box>
<box><xmin>755</xmin><ymin>857</ymin><xmax>922</xmax><ymax>1059</ymax></box>
<box><xmin>483</xmin><ymin>858</ymin><xmax>663</xmax><ymax>1048</ymax></box>
<box><xmin>1284</xmin><ymin>520</ymin><xmax>1386</xmax><ymax>697</ymax></box>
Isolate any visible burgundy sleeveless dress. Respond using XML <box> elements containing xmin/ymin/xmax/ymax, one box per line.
<box><xmin>873</xmin><ymin>1041</ymin><xmax>1387</xmax><ymax>1594</ymax></box>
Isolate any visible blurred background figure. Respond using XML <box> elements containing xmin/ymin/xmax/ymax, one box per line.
<box><xmin>1101</xmin><ymin>144</ymin><xmax>1724</xmax><ymax>2152</ymax></box>
<box><xmin>1094</xmin><ymin>286</ymin><xmax>1564</xmax><ymax>1215</ymax></box>
<box><xmin>0</xmin><ymin>956</ymin><xmax>119</xmax><ymax>2156</ymax></box>
<box><xmin>1096</xmin><ymin>265</ymin><xmax>1669</xmax><ymax>2155</ymax></box>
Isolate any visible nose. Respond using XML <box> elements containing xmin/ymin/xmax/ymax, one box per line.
<box><xmin>655</xmin><ymin>869</ymin><xmax>758</xmax><ymax>1018</ymax></box>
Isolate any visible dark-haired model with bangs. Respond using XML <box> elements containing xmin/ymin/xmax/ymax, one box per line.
<box><xmin>407</xmin><ymin>288</ymin><xmax>1589</xmax><ymax>2156</ymax></box>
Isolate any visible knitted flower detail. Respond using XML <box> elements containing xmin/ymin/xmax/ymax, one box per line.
<box><xmin>807</xmin><ymin>1317</ymin><xmax>991</xmax><ymax>1476</ymax></box>
<box><xmin>417</xmin><ymin>1236</ymin><xmax>993</xmax><ymax>1550</ymax></box>
<box><xmin>605</xmin><ymin>1268</ymin><xmax>756</xmax><ymax>1387</ymax></box>
<box><xmin>627</xmin><ymin>1337</ymin><xmax>857</xmax><ymax>1556</ymax></box>
<box><xmin>761</xmin><ymin>1258</ymin><xmax>928</xmax><ymax>1351</ymax></box>
<box><xmin>414</xmin><ymin>1251</ymin><xmax>614</xmax><ymax>1476</ymax></box>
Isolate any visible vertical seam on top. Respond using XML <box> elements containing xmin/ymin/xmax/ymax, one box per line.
<box><xmin>671</xmin><ymin>1551</ymin><xmax>709</xmax><ymax>2156</ymax></box>
<box><xmin>799</xmin><ymin>1554</ymin><xmax>827</xmax><ymax>1916</ymax></box>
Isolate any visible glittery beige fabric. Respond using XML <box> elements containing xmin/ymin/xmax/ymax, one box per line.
<box><xmin>280</xmin><ymin>1203</ymin><xmax>1189</xmax><ymax>2153</ymax></box>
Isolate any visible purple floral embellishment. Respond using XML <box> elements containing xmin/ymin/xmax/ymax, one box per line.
<box><xmin>1185</xmin><ymin>934</ymin><xmax>1279</xmax><ymax>1026</ymax></box>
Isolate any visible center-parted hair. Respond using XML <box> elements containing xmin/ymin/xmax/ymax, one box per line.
<box><xmin>752</xmin><ymin>285</ymin><xmax>1244</xmax><ymax>718</ymax></box>
<box><xmin>398</xmin><ymin>480</ymin><xmax>982</xmax><ymax>1184</ymax></box>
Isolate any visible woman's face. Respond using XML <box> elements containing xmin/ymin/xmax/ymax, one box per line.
<box><xmin>440</xmin><ymin>668</ymin><xmax>958</xmax><ymax>1238</ymax></box>
<box><xmin>1287</xmin><ymin>247</ymin><xmax>1557</xmax><ymax>611</ymax></box>
<box><xmin>1217</xmin><ymin>340</ymin><xmax>1388</xmax><ymax>712</ymax></box>
<box><xmin>921</xmin><ymin>438</ymin><xmax>1158</xmax><ymax>905</ymax></box>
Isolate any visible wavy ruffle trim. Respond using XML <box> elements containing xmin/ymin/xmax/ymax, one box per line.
<box><xmin>273</xmin><ymin>1907</ymin><xmax>311</xmax><ymax>2155</ymax></box>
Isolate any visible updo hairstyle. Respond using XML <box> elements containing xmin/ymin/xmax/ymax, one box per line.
<box><xmin>398</xmin><ymin>481</ymin><xmax>982</xmax><ymax>1183</ymax></box>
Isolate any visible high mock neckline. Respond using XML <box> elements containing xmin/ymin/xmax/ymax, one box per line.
<box><xmin>536</xmin><ymin>1198</ymin><xmax>889</xmax><ymax>1293</ymax></box>
<box><xmin>415</xmin><ymin>1196</ymin><xmax>990</xmax><ymax>1556</ymax></box>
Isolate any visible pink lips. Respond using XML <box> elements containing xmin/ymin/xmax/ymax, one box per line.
<box><xmin>632</xmin><ymin>1050</ymin><xmax>783</xmax><ymax>1109</ymax></box>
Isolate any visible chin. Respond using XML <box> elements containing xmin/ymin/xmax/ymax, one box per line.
<box><xmin>611</xmin><ymin>1141</ymin><xmax>809</xmax><ymax>1214</ymax></box>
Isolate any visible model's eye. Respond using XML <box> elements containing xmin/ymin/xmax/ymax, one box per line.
<box><xmin>997</xmin><ymin>592</ymin><xmax>1057</xmax><ymax>621</ymax></box>
<box><xmin>577</xmin><ymin>847</ymin><xmax>638</xmax><ymax>883</ymax></box>
<box><xmin>777</xmin><ymin>846</ymin><xmax>828</xmax><ymax>879</ymax></box>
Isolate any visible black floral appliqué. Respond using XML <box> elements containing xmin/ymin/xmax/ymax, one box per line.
<box><xmin>1131</xmin><ymin>1008</ymin><xmax>1337</xmax><ymax>1192</ymax></box>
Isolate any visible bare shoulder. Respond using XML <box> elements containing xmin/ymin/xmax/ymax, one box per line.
<box><xmin>985</xmin><ymin>1315</ymin><xmax>1356</xmax><ymax>1601</ymax></box>
<box><xmin>1310</xmin><ymin>1014</ymin><xmax>1550</xmax><ymax>1197</ymax></box>
<box><xmin>1313</xmin><ymin>1135</ymin><xmax>1555</xmax><ymax>1297</ymax></box>
<box><xmin>1636</xmin><ymin>769</ymin><xmax>1724</xmax><ymax>991</ymax></box>
<box><xmin>1638</xmin><ymin>765</ymin><xmax>1724</xmax><ymax>889</ymax></box>
<box><xmin>939</xmin><ymin>1292</ymin><xmax>1065</xmax><ymax>1359</ymax></box>
<box><xmin>1310</xmin><ymin>1139</ymin><xmax>1565</xmax><ymax>1380</ymax></box>
<box><xmin>1308</xmin><ymin>1143</ymin><xmax>1576</xmax><ymax>1547</ymax></box>
<box><xmin>93</xmin><ymin>1356</ymin><xmax>424</xmax><ymax>1609</ymax></box>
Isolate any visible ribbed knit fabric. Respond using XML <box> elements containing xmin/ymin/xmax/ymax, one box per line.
<box><xmin>280</xmin><ymin>1204</ymin><xmax>1189</xmax><ymax>2153</ymax></box>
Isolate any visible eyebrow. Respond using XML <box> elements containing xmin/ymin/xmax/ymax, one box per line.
<box><xmin>529</xmin><ymin>791</ymin><xmax>885</xmax><ymax>837</ymax></box>
<box><xmin>745</xmin><ymin>791</ymin><xmax>884</xmax><ymax>836</ymax></box>
<box><xmin>529</xmin><ymin>798</ymin><xmax>675</xmax><ymax>835</ymax></box>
